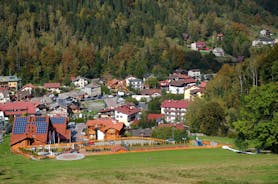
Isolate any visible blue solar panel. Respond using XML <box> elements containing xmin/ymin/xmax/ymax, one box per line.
<box><xmin>13</xmin><ymin>121</ymin><xmax>27</xmax><ymax>134</ymax></box>
<box><xmin>50</xmin><ymin>117</ymin><xmax>65</xmax><ymax>124</ymax></box>
<box><xmin>15</xmin><ymin>117</ymin><xmax>28</xmax><ymax>123</ymax></box>
<box><xmin>35</xmin><ymin>121</ymin><xmax>48</xmax><ymax>134</ymax></box>
<box><xmin>35</xmin><ymin>117</ymin><xmax>46</xmax><ymax>122</ymax></box>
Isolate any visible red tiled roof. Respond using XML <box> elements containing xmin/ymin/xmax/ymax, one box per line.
<box><xmin>147</xmin><ymin>114</ymin><xmax>164</xmax><ymax>120</ymax></box>
<box><xmin>114</xmin><ymin>105</ymin><xmax>140</xmax><ymax>115</ymax></box>
<box><xmin>44</xmin><ymin>83</ymin><xmax>61</xmax><ymax>88</ymax></box>
<box><xmin>161</xmin><ymin>100</ymin><xmax>190</xmax><ymax>109</ymax></box>
<box><xmin>86</xmin><ymin>119</ymin><xmax>124</xmax><ymax>131</ymax></box>
<box><xmin>51</xmin><ymin>117</ymin><xmax>70</xmax><ymax>140</ymax></box>
<box><xmin>0</xmin><ymin>101</ymin><xmax>39</xmax><ymax>115</ymax></box>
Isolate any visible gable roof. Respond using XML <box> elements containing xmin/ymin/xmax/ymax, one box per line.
<box><xmin>0</xmin><ymin>101</ymin><xmax>39</xmax><ymax>116</ymax></box>
<box><xmin>86</xmin><ymin>119</ymin><xmax>124</xmax><ymax>132</ymax></box>
<box><xmin>44</xmin><ymin>83</ymin><xmax>61</xmax><ymax>89</ymax></box>
<box><xmin>114</xmin><ymin>105</ymin><xmax>140</xmax><ymax>115</ymax></box>
<box><xmin>10</xmin><ymin>116</ymin><xmax>50</xmax><ymax>146</ymax></box>
<box><xmin>10</xmin><ymin>116</ymin><xmax>70</xmax><ymax>146</ymax></box>
<box><xmin>50</xmin><ymin>117</ymin><xmax>70</xmax><ymax>140</ymax></box>
<box><xmin>161</xmin><ymin>100</ymin><xmax>190</xmax><ymax>109</ymax></box>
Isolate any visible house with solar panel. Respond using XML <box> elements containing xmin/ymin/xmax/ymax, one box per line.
<box><xmin>10</xmin><ymin>116</ymin><xmax>71</xmax><ymax>151</ymax></box>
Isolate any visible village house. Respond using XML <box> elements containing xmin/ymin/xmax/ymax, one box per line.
<box><xmin>184</xmin><ymin>86</ymin><xmax>202</xmax><ymax>100</ymax></box>
<box><xmin>252</xmin><ymin>30</ymin><xmax>276</xmax><ymax>47</ymax></box>
<box><xmin>86</xmin><ymin>119</ymin><xmax>125</xmax><ymax>140</ymax></box>
<box><xmin>98</xmin><ymin>108</ymin><xmax>115</xmax><ymax>119</ymax></box>
<box><xmin>161</xmin><ymin>100</ymin><xmax>190</xmax><ymax>122</ymax></box>
<box><xmin>0</xmin><ymin>87</ymin><xmax>10</xmax><ymax>103</ymax></box>
<box><xmin>107</xmin><ymin>79</ymin><xmax>127</xmax><ymax>92</ymax></box>
<box><xmin>21</xmin><ymin>83</ymin><xmax>36</xmax><ymax>93</ymax></box>
<box><xmin>191</xmin><ymin>41</ymin><xmax>207</xmax><ymax>51</ymax></box>
<box><xmin>10</xmin><ymin>116</ymin><xmax>71</xmax><ymax>151</ymax></box>
<box><xmin>72</xmin><ymin>76</ymin><xmax>89</xmax><ymax>88</ymax></box>
<box><xmin>188</xmin><ymin>69</ymin><xmax>201</xmax><ymax>80</ymax></box>
<box><xmin>132</xmin><ymin>89</ymin><xmax>161</xmax><ymax>102</ymax></box>
<box><xmin>83</xmin><ymin>79</ymin><xmax>101</xmax><ymax>97</ymax></box>
<box><xmin>252</xmin><ymin>37</ymin><xmax>276</xmax><ymax>47</ymax></box>
<box><xmin>0</xmin><ymin>76</ymin><xmax>21</xmax><ymax>90</ymax></box>
<box><xmin>114</xmin><ymin>104</ymin><xmax>140</xmax><ymax>127</ymax></box>
<box><xmin>169</xmin><ymin>80</ymin><xmax>187</xmax><ymax>95</ymax></box>
<box><xmin>44</xmin><ymin>83</ymin><xmax>61</xmax><ymax>93</ymax></box>
<box><xmin>125</xmin><ymin>76</ymin><xmax>144</xmax><ymax>90</ymax></box>
<box><xmin>0</xmin><ymin>101</ymin><xmax>40</xmax><ymax>117</ymax></box>
<box><xmin>159</xmin><ymin>80</ymin><xmax>170</xmax><ymax>91</ymax></box>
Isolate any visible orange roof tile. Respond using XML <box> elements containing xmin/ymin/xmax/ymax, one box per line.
<box><xmin>86</xmin><ymin>119</ymin><xmax>124</xmax><ymax>131</ymax></box>
<box><xmin>161</xmin><ymin>100</ymin><xmax>190</xmax><ymax>109</ymax></box>
<box><xmin>114</xmin><ymin>105</ymin><xmax>140</xmax><ymax>115</ymax></box>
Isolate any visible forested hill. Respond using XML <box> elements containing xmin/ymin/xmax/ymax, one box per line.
<box><xmin>0</xmin><ymin>0</ymin><xmax>277</xmax><ymax>84</ymax></box>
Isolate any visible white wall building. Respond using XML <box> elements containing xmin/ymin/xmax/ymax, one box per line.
<box><xmin>72</xmin><ymin>76</ymin><xmax>89</xmax><ymax>88</ymax></box>
<box><xmin>188</xmin><ymin>69</ymin><xmax>201</xmax><ymax>80</ymax></box>
<box><xmin>161</xmin><ymin>100</ymin><xmax>190</xmax><ymax>122</ymax></box>
<box><xmin>114</xmin><ymin>105</ymin><xmax>140</xmax><ymax>127</ymax></box>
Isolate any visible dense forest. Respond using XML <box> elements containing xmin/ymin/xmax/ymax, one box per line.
<box><xmin>186</xmin><ymin>45</ymin><xmax>278</xmax><ymax>152</ymax></box>
<box><xmin>0</xmin><ymin>0</ymin><xmax>277</xmax><ymax>84</ymax></box>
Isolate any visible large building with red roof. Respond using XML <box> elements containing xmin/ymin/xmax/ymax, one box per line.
<box><xmin>0</xmin><ymin>101</ymin><xmax>39</xmax><ymax>116</ymax></box>
<box><xmin>114</xmin><ymin>104</ymin><xmax>140</xmax><ymax>127</ymax></box>
<box><xmin>10</xmin><ymin>116</ymin><xmax>71</xmax><ymax>151</ymax></box>
<box><xmin>161</xmin><ymin>100</ymin><xmax>190</xmax><ymax>122</ymax></box>
<box><xmin>44</xmin><ymin>82</ymin><xmax>61</xmax><ymax>93</ymax></box>
<box><xmin>86</xmin><ymin>119</ymin><xmax>125</xmax><ymax>140</ymax></box>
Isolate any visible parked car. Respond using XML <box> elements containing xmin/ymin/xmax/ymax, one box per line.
<box><xmin>165</xmin><ymin>138</ymin><xmax>175</xmax><ymax>144</ymax></box>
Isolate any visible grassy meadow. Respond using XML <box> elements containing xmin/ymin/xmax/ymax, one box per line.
<box><xmin>0</xmin><ymin>135</ymin><xmax>277</xmax><ymax>184</ymax></box>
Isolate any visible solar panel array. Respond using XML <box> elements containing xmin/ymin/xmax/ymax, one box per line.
<box><xmin>50</xmin><ymin>117</ymin><xmax>65</xmax><ymax>124</ymax></box>
<box><xmin>35</xmin><ymin>117</ymin><xmax>46</xmax><ymax>122</ymax></box>
<box><xmin>35</xmin><ymin>121</ymin><xmax>48</xmax><ymax>134</ymax></box>
<box><xmin>13</xmin><ymin>117</ymin><xmax>28</xmax><ymax>134</ymax></box>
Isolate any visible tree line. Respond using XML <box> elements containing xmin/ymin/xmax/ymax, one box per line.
<box><xmin>0</xmin><ymin>0</ymin><xmax>277</xmax><ymax>84</ymax></box>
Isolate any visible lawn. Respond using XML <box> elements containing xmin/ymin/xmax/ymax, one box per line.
<box><xmin>0</xmin><ymin>135</ymin><xmax>277</xmax><ymax>184</ymax></box>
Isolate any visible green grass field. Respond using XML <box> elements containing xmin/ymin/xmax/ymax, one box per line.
<box><xmin>1</xmin><ymin>135</ymin><xmax>277</xmax><ymax>184</ymax></box>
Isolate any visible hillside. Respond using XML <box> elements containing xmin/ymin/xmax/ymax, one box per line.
<box><xmin>0</xmin><ymin>0</ymin><xmax>277</xmax><ymax>83</ymax></box>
